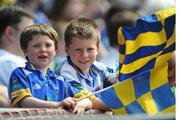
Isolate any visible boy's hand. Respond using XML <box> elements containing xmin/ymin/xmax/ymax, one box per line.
<box><xmin>59</xmin><ymin>97</ymin><xmax>77</xmax><ymax>110</ymax></box>
<box><xmin>72</xmin><ymin>98</ymin><xmax>92</xmax><ymax>116</ymax></box>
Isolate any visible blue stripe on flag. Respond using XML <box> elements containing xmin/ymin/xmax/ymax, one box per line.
<box><xmin>132</xmin><ymin>72</ymin><xmax>150</xmax><ymax>98</ymax></box>
<box><xmin>119</xmin><ymin>58</ymin><xmax>156</xmax><ymax>81</ymax></box>
<box><xmin>119</xmin><ymin>44</ymin><xmax>125</xmax><ymax>54</ymax></box>
<box><xmin>164</xmin><ymin>15</ymin><xmax>175</xmax><ymax>40</ymax></box>
<box><xmin>151</xmin><ymin>83</ymin><xmax>175</xmax><ymax>112</ymax></box>
<box><xmin>123</xmin><ymin>43</ymin><xmax>166</xmax><ymax>64</ymax></box>
<box><xmin>98</xmin><ymin>87</ymin><xmax>123</xmax><ymax>109</ymax></box>
<box><xmin>160</xmin><ymin>43</ymin><xmax>175</xmax><ymax>55</ymax></box>
<box><xmin>122</xmin><ymin>15</ymin><xmax>163</xmax><ymax>40</ymax></box>
<box><xmin>126</xmin><ymin>101</ymin><xmax>145</xmax><ymax>113</ymax></box>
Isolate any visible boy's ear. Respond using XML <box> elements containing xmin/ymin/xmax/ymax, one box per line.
<box><xmin>65</xmin><ymin>46</ymin><xmax>69</xmax><ymax>55</ymax></box>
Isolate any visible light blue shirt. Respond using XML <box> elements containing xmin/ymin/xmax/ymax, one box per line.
<box><xmin>55</xmin><ymin>56</ymin><xmax>117</xmax><ymax>94</ymax></box>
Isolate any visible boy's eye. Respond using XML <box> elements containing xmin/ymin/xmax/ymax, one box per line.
<box><xmin>75</xmin><ymin>49</ymin><xmax>81</xmax><ymax>52</ymax></box>
<box><xmin>45</xmin><ymin>43</ymin><xmax>53</xmax><ymax>47</ymax></box>
<box><xmin>87</xmin><ymin>48</ymin><xmax>95</xmax><ymax>51</ymax></box>
<box><xmin>33</xmin><ymin>44</ymin><xmax>40</xmax><ymax>48</ymax></box>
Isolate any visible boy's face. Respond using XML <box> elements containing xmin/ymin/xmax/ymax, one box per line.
<box><xmin>24</xmin><ymin>35</ymin><xmax>56</xmax><ymax>70</ymax></box>
<box><xmin>65</xmin><ymin>37</ymin><xmax>99</xmax><ymax>73</ymax></box>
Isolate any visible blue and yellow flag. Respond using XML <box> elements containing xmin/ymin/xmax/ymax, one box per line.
<box><xmin>99</xmin><ymin>8</ymin><xmax>175</xmax><ymax>115</ymax></box>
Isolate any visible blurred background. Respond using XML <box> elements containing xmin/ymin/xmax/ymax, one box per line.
<box><xmin>0</xmin><ymin>0</ymin><xmax>176</xmax><ymax>69</ymax></box>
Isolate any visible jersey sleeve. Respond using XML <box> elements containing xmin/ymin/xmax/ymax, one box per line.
<box><xmin>65</xmin><ymin>81</ymin><xmax>96</xmax><ymax>101</ymax></box>
<box><xmin>8</xmin><ymin>68</ymin><xmax>32</xmax><ymax>107</ymax></box>
<box><xmin>93</xmin><ymin>61</ymin><xmax>118</xmax><ymax>86</ymax></box>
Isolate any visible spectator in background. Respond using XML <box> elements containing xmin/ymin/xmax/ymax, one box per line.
<box><xmin>108</xmin><ymin>0</ymin><xmax>145</xmax><ymax>11</ymax></box>
<box><xmin>0</xmin><ymin>5</ymin><xmax>35</xmax><ymax>87</ymax></box>
<box><xmin>47</xmin><ymin>0</ymin><xmax>110</xmax><ymax>23</ymax></box>
<box><xmin>139</xmin><ymin>0</ymin><xmax>175</xmax><ymax>16</ymax></box>
<box><xmin>16</xmin><ymin>0</ymin><xmax>51</xmax><ymax>25</ymax></box>
<box><xmin>99</xmin><ymin>5</ymin><xmax>139</xmax><ymax>70</ymax></box>
<box><xmin>98</xmin><ymin>0</ymin><xmax>142</xmax><ymax>62</ymax></box>
<box><xmin>108</xmin><ymin>0</ymin><xmax>175</xmax><ymax>16</ymax></box>
<box><xmin>0</xmin><ymin>85</ymin><xmax>10</xmax><ymax>107</ymax></box>
<box><xmin>0</xmin><ymin>0</ymin><xmax>15</xmax><ymax>7</ymax></box>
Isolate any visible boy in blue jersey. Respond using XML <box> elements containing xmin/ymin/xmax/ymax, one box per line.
<box><xmin>8</xmin><ymin>24</ymin><xmax>108</xmax><ymax>115</ymax></box>
<box><xmin>55</xmin><ymin>17</ymin><xmax>118</xmax><ymax>98</ymax></box>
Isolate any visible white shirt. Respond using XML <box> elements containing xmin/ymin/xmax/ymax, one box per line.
<box><xmin>55</xmin><ymin>57</ymin><xmax>117</xmax><ymax>93</ymax></box>
<box><xmin>0</xmin><ymin>49</ymin><xmax>26</xmax><ymax>86</ymax></box>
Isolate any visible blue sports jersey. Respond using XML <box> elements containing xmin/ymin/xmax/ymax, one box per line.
<box><xmin>8</xmin><ymin>61</ymin><xmax>87</xmax><ymax>107</ymax></box>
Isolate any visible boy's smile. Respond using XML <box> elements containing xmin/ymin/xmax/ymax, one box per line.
<box><xmin>66</xmin><ymin>37</ymin><xmax>99</xmax><ymax>74</ymax></box>
<box><xmin>79</xmin><ymin>60</ymin><xmax>90</xmax><ymax>64</ymax></box>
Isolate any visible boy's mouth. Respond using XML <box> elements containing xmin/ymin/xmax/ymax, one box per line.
<box><xmin>38</xmin><ymin>55</ymin><xmax>48</xmax><ymax>59</ymax></box>
<box><xmin>79</xmin><ymin>60</ymin><xmax>89</xmax><ymax>64</ymax></box>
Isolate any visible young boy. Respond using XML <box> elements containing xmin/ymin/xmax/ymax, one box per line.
<box><xmin>8</xmin><ymin>24</ymin><xmax>108</xmax><ymax>115</ymax></box>
<box><xmin>55</xmin><ymin>17</ymin><xmax>117</xmax><ymax>97</ymax></box>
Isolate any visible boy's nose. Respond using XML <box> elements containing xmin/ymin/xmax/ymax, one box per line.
<box><xmin>81</xmin><ymin>51</ymin><xmax>88</xmax><ymax>57</ymax></box>
<box><xmin>40</xmin><ymin>46</ymin><xmax>46</xmax><ymax>52</ymax></box>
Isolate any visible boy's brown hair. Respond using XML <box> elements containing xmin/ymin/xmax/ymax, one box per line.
<box><xmin>64</xmin><ymin>17</ymin><xmax>100</xmax><ymax>47</ymax></box>
<box><xmin>20</xmin><ymin>24</ymin><xmax>59</xmax><ymax>52</ymax></box>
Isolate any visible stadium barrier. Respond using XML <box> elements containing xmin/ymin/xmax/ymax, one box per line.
<box><xmin>0</xmin><ymin>108</ymin><xmax>175</xmax><ymax>120</ymax></box>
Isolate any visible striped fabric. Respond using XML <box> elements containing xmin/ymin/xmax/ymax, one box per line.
<box><xmin>99</xmin><ymin>8</ymin><xmax>176</xmax><ymax>115</ymax></box>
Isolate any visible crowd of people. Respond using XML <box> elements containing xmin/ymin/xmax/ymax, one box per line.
<box><xmin>0</xmin><ymin>0</ymin><xmax>176</xmax><ymax>115</ymax></box>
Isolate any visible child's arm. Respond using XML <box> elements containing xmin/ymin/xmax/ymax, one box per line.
<box><xmin>19</xmin><ymin>96</ymin><xmax>76</xmax><ymax>108</ymax></box>
<box><xmin>72</xmin><ymin>97</ymin><xmax>110</xmax><ymax>115</ymax></box>
<box><xmin>66</xmin><ymin>80</ymin><xmax>110</xmax><ymax>115</ymax></box>
<box><xmin>91</xmin><ymin>97</ymin><xmax>110</xmax><ymax>111</ymax></box>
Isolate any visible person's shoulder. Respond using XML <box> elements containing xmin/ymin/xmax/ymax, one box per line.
<box><xmin>93</xmin><ymin>61</ymin><xmax>107</xmax><ymax>70</ymax></box>
<box><xmin>11</xmin><ymin>67</ymin><xmax>25</xmax><ymax>73</ymax></box>
<box><xmin>56</xmin><ymin>74</ymin><xmax>65</xmax><ymax>82</ymax></box>
<box><xmin>60</xmin><ymin>60</ymin><xmax>77</xmax><ymax>74</ymax></box>
<box><xmin>10</xmin><ymin>67</ymin><xmax>26</xmax><ymax>79</ymax></box>
<box><xmin>58</xmin><ymin>60</ymin><xmax>80</xmax><ymax>82</ymax></box>
<box><xmin>0</xmin><ymin>51</ymin><xmax>26</xmax><ymax>67</ymax></box>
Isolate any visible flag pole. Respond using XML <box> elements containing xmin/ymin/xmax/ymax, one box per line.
<box><xmin>77</xmin><ymin>68</ymin><xmax>155</xmax><ymax>101</ymax></box>
<box><xmin>77</xmin><ymin>82</ymin><xmax>119</xmax><ymax>101</ymax></box>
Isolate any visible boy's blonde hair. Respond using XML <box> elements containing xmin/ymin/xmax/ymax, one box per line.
<box><xmin>20</xmin><ymin>24</ymin><xmax>59</xmax><ymax>52</ymax></box>
<box><xmin>64</xmin><ymin>17</ymin><xmax>100</xmax><ymax>47</ymax></box>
